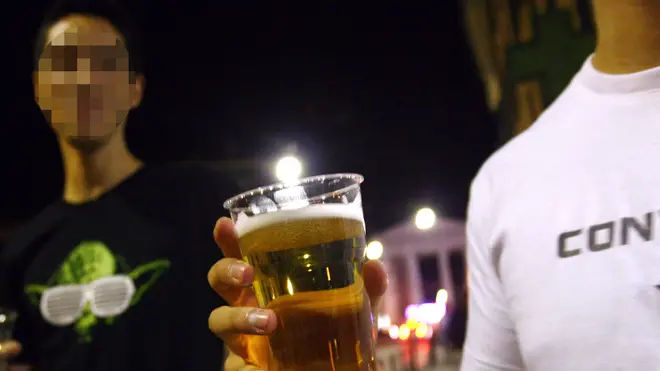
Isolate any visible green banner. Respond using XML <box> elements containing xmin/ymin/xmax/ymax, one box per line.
<box><xmin>463</xmin><ymin>0</ymin><xmax>595</xmax><ymax>141</ymax></box>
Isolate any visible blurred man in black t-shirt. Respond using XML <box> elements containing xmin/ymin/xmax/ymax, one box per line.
<box><xmin>0</xmin><ymin>1</ymin><xmax>237</xmax><ymax>369</ymax></box>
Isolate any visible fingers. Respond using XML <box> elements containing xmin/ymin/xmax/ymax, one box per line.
<box><xmin>209</xmin><ymin>306</ymin><xmax>275</xmax><ymax>363</ymax></box>
<box><xmin>207</xmin><ymin>258</ymin><xmax>255</xmax><ymax>306</ymax></box>
<box><xmin>214</xmin><ymin>217</ymin><xmax>242</xmax><ymax>259</ymax></box>
<box><xmin>239</xmin><ymin>365</ymin><xmax>265</xmax><ymax>371</ymax></box>
<box><xmin>0</xmin><ymin>340</ymin><xmax>22</xmax><ymax>358</ymax></box>
<box><xmin>207</xmin><ymin>257</ymin><xmax>254</xmax><ymax>291</ymax></box>
<box><xmin>208</xmin><ymin>306</ymin><xmax>277</xmax><ymax>340</ymax></box>
<box><xmin>363</xmin><ymin>259</ymin><xmax>388</xmax><ymax>307</ymax></box>
<box><xmin>225</xmin><ymin>352</ymin><xmax>265</xmax><ymax>371</ymax></box>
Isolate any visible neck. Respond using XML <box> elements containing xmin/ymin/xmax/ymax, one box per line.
<box><xmin>591</xmin><ymin>0</ymin><xmax>660</xmax><ymax>74</ymax></box>
<box><xmin>60</xmin><ymin>128</ymin><xmax>143</xmax><ymax>204</ymax></box>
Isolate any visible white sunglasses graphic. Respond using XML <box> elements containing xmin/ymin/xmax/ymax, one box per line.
<box><xmin>40</xmin><ymin>275</ymin><xmax>136</xmax><ymax>327</ymax></box>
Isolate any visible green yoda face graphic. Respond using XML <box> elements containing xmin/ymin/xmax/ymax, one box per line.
<box><xmin>25</xmin><ymin>241</ymin><xmax>170</xmax><ymax>342</ymax></box>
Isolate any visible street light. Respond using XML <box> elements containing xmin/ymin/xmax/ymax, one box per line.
<box><xmin>275</xmin><ymin>156</ymin><xmax>302</xmax><ymax>183</ymax></box>
<box><xmin>436</xmin><ymin>289</ymin><xmax>448</xmax><ymax>305</ymax></box>
<box><xmin>366</xmin><ymin>241</ymin><xmax>384</xmax><ymax>260</ymax></box>
<box><xmin>414</xmin><ymin>207</ymin><xmax>436</xmax><ymax>230</ymax></box>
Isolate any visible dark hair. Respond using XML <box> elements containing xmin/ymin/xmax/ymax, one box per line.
<box><xmin>33</xmin><ymin>0</ymin><xmax>144</xmax><ymax>74</ymax></box>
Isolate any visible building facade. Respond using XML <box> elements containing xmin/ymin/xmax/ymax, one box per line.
<box><xmin>372</xmin><ymin>218</ymin><xmax>466</xmax><ymax>325</ymax></box>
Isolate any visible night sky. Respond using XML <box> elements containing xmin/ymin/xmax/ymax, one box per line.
<box><xmin>2</xmin><ymin>1</ymin><xmax>497</xmax><ymax>234</ymax></box>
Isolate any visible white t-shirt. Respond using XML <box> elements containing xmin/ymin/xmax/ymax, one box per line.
<box><xmin>462</xmin><ymin>57</ymin><xmax>660</xmax><ymax>371</ymax></box>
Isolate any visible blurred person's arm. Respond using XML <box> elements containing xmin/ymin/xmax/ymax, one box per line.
<box><xmin>460</xmin><ymin>173</ymin><xmax>525</xmax><ymax>371</ymax></box>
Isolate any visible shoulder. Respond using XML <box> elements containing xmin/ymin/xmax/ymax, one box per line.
<box><xmin>474</xmin><ymin>79</ymin><xmax>588</xmax><ymax>194</ymax></box>
<box><xmin>1</xmin><ymin>201</ymin><xmax>70</xmax><ymax>265</ymax></box>
<box><xmin>122</xmin><ymin>163</ymin><xmax>240</xmax><ymax>216</ymax></box>
<box><xmin>162</xmin><ymin>163</ymin><xmax>241</xmax><ymax>217</ymax></box>
<box><xmin>137</xmin><ymin>163</ymin><xmax>240</xmax><ymax>242</ymax></box>
<box><xmin>469</xmin><ymin>82</ymin><xmax>586</xmax><ymax>223</ymax></box>
<box><xmin>141</xmin><ymin>163</ymin><xmax>240</xmax><ymax>198</ymax></box>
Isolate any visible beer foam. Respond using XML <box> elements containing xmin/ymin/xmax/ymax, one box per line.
<box><xmin>235</xmin><ymin>203</ymin><xmax>365</xmax><ymax>237</ymax></box>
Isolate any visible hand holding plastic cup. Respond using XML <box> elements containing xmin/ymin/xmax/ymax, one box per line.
<box><xmin>223</xmin><ymin>174</ymin><xmax>375</xmax><ymax>371</ymax></box>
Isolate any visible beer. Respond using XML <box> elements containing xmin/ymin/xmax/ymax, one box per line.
<box><xmin>236</xmin><ymin>204</ymin><xmax>376</xmax><ymax>371</ymax></box>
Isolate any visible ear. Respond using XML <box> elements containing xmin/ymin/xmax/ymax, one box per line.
<box><xmin>128</xmin><ymin>259</ymin><xmax>170</xmax><ymax>305</ymax></box>
<box><xmin>24</xmin><ymin>284</ymin><xmax>48</xmax><ymax>307</ymax></box>
<box><xmin>130</xmin><ymin>74</ymin><xmax>146</xmax><ymax>109</ymax></box>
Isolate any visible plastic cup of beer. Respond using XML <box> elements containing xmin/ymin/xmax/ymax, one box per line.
<box><xmin>223</xmin><ymin>173</ymin><xmax>375</xmax><ymax>371</ymax></box>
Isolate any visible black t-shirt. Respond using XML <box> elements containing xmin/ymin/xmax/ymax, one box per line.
<box><xmin>0</xmin><ymin>164</ymin><xmax>238</xmax><ymax>371</ymax></box>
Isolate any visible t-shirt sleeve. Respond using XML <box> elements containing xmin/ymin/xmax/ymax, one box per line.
<box><xmin>460</xmin><ymin>172</ymin><xmax>525</xmax><ymax>371</ymax></box>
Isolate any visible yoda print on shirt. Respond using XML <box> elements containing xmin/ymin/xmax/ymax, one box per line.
<box><xmin>24</xmin><ymin>241</ymin><xmax>170</xmax><ymax>343</ymax></box>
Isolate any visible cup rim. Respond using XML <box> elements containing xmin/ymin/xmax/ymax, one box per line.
<box><xmin>223</xmin><ymin>173</ymin><xmax>364</xmax><ymax>212</ymax></box>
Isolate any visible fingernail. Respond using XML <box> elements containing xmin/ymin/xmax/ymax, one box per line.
<box><xmin>246</xmin><ymin>309</ymin><xmax>270</xmax><ymax>333</ymax></box>
<box><xmin>228</xmin><ymin>262</ymin><xmax>248</xmax><ymax>284</ymax></box>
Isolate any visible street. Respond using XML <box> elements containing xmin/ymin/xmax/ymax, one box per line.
<box><xmin>426</xmin><ymin>350</ymin><xmax>461</xmax><ymax>371</ymax></box>
<box><xmin>377</xmin><ymin>339</ymin><xmax>461</xmax><ymax>371</ymax></box>
<box><xmin>426</xmin><ymin>365</ymin><xmax>460</xmax><ymax>371</ymax></box>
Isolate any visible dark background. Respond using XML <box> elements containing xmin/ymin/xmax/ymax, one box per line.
<box><xmin>2</xmin><ymin>1</ymin><xmax>496</xmax><ymax>236</ymax></box>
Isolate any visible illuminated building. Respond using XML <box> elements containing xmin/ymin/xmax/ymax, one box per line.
<box><xmin>370</xmin><ymin>217</ymin><xmax>466</xmax><ymax>327</ymax></box>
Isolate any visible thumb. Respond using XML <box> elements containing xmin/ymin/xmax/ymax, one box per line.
<box><xmin>363</xmin><ymin>260</ymin><xmax>388</xmax><ymax>308</ymax></box>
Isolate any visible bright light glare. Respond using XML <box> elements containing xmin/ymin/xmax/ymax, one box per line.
<box><xmin>425</xmin><ymin>326</ymin><xmax>434</xmax><ymax>339</ymax></box>
<box><xmin>436</xmin><ymin>289</ymin><xmax>448</xmax><ymax>304</ymax></box>
<box><xmin>405</xmin><ymin>304</ymin><xmax>419</xmax><ymax>321</ymax></box>
<box><xmin>415</xmin><ymin>207</ymin><xmax>436</xmax><ymax>230</ymax></box>
<box><xmin>275</xmin><ymin>156</ymin><xmax>302</xmax><ymax>183</ymax></box>
<box><xmin>377</xmin><ymin>315</ymin><xmax>391</xmax><ymax>330</ymax></box>
<box><xmin>388</xmin><ymin>325</ymin><xmax>399</xmax><ymax>340</ymax></box>
<box><xmin>405</xmin><ymin>303</ymin><xmax>446</xmax><ymax>325</ymax></box>
<box><xmin>366</xmin><ymin>241</ymin><xmax>384</xmax><ymax>260</ymax></box>
<box><xmin>286</xmin><ymin>278</ymin><xmax>295</xmax><ymax>295</ymax></box>
<box><xmin>399</xmin><ymin>324</ymin><xmax>411</xmax><ymax>340</ymax></box>
<box><xmin>406</xmin><ymin>319</ymin><xmax>419</xmax><ymax>330</ymax></box>
<box><xmin>415</xmin><ymin>323</ymin><xmax>428</xmax><ymax>338</ymax></box>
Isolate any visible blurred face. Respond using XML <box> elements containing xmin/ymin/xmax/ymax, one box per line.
<box><xmin>34</xmin><ymin>15</ymin><xmax>144</xmax><ymax>151</ymax></box>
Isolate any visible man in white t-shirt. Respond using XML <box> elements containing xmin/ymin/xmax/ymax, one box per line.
<box><xmin>461</xmin><ymin>1</ymin><xmax>660</xmax><ymax>370</ymax></box>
